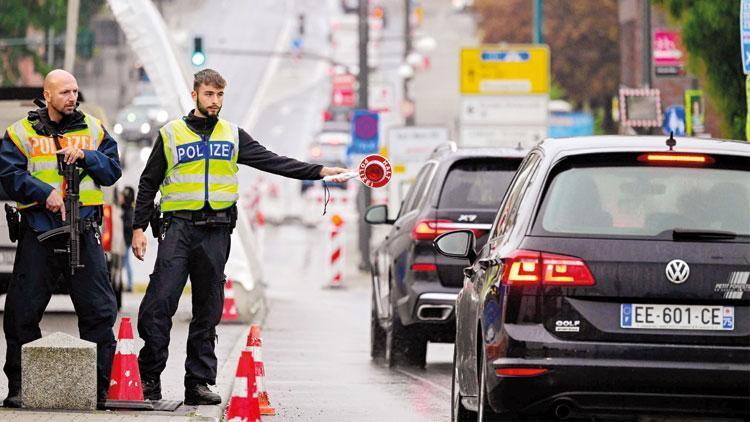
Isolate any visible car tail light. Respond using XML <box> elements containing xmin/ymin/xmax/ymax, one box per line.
<box><xmin>637</xmin><ymin>153</ymin><xmax>714</xmax><ymax>165</ymax></box>
<box><xmin>411</xmin><ymin>219</ymin><xmax>488</xmax><ymax>241</ymax></box>
<box><xmin>411</xmin><ymin>219</ymin><xmax>455</xmax><ymax>240</ymax></box>
<box><xmin>542</xmin><ymin>253</ymin><xmax>595</xmax><ymax>285</ymax></box>
<box><xmin>501</xmin><ymin>250</ymin><xmax>541</xmax><ymax>285</ymax></box>
<box><xmin>501</xmin><ymin>250</ymin><xmax>595</xmax><ymax>286</ymax></box>
<box><xmin>102</xmin><ymin>204</ymin><xmax>112</xmax><ymax>252</ymax></box>
<box><xmin>411</xmin><ymin>263</ymin><xmax>437</xmax><ymax>272</ymax></box>
<box><xmin>495</xmin><ymin>368</ymin><xmax>548</xmax><ymax>377</ymax></box>
<box><xmin>322</xmin><ymin>110</ymin><xmax>332</xmax><ymax>121</ymax></box>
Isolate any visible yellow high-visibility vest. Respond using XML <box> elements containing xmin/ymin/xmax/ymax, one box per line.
<box><xmin>159</xmin><ymin>118</ymin><xmax>239</xmax><ymax>212</ymax></box>
<box><xmin>5</xmin><ymin>114</ymin><xmax>105</xmax><ymax>209</ymax></box>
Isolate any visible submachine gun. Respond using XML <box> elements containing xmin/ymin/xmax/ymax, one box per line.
<box><xmin>37</xmin><ymin>153</ymin><xmax>86</xmax><ymax>275</ymax></box>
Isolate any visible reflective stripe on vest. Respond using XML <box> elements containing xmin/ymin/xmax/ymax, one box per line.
<box><xmin>5</xmin><ymin>114</ymin><xmax>105</xmax><ymax>209</ymax></box>
<box><xmin>159</xmin><ymin>118</ymin><xmax>239</xmax><ymax>212</ymax></box>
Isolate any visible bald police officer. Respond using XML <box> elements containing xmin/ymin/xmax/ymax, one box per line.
<box><xmin>0</xmin><ymin>69</ymin><xmax>121</xmax><ymax>408</ymax></box>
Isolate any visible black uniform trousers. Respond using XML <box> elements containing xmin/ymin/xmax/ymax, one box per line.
<box><xmin>137</xmin><ymin>217</ymin><xmax>230</xmax><ymax>388</ymax></box>
<box><xmin>3</xmin><ymin>227</ymin><xmax>117</xmax><ymax>397</ymax></box>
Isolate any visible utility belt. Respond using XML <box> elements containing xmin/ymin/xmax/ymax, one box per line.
<box><xmin>150</xmin><ymin>204</ymin><xmax>237</xmax><ymax>239</ymax></box>
<box><xmin>4</xmin><ymin>204</ymin><xmax>101</xmax><ymax>242</ymax></box>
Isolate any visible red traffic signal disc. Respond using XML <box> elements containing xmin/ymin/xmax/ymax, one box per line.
<box><xmin>358</xmin><ymin>154</ymin><xmax>392</xmax><ymax>188</ymax></box>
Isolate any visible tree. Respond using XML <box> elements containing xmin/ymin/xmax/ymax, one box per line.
<box><xmin>0</xmin><ymin>0</ymin><xmax>104</xmax><ymax>86</ymax></box>
<box><xmin>655</xmin><ymin>0</ymin><xmax>745</xmax><ymax>139</ymax></box>
<box><xmin>474</xmin><ymin>0</ymin><xmax>620</xmax><ymax>132</ymax></box>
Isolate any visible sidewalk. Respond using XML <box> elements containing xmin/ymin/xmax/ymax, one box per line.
<box><xmin>0</xmin><ymin>302</ymin><xmax>253</xmax><ymax>422</ymax></box>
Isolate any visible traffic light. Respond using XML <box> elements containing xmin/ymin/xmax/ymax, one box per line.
<box><xmin>191</xmin><ymin>36</ymin><xmax>205</xmax><ymax>66</ymax></box>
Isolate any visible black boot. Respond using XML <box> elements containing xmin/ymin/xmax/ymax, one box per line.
<box><xmin>142</xmin><ymin>378</ymin><xmax>162</xmax><ymax>401</ymax></box>
<box><xmin>184</xmin><ymin>383</ymin><xmax>221</xmax><ymax>405</ymax></box>
<box><xmin>3</xmin><ymin>390</ymin><xmax>21</xmax><ymax>408</ymax></box>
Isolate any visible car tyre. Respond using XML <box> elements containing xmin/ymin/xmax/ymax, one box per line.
<box><xmin>452</xmin><ymin>348</ymin><xmax>476</xmax><ymax>422</ymax></box>
<box><xmin>385</xmin><ymin>296</ymin><xmax>427</xmax><ymax>368</ymax></box>
<box><xmin>478</xmin><ymin>351</ymin><xmax>503</xmax><ymax>421</ymax></box>
<box><xmin>370</xmin><ymin>291</ymin><xmax>386</xmax><ymax>360</ymax></box>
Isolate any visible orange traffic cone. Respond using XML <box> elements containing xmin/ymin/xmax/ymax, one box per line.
<box><xmin>246</xmin><ymin>324</ymin><xmax>276</xmax><ymax>415</ymax></box>
<box><xmin>222</xmin><ymin>278</ymin><xmax>239</xmax><ymax>322</ymax></box>
<box><xmin>106</xmin><ymin>317</ymin><xmax>153</xmax><ymax>409</ymax></box>
<box><xmin>225</xmin><ymin>350</ymin><xmax>261</xmax><ymax>422</ymax></box>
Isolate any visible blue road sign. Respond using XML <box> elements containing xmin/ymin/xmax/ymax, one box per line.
<box><xmin>742</xmin><ymin>0</ymin><xmax>750</xmax><ymax>74</ymax></box>
<box><xmin>347</xmin><ymin>110</ymin><xmax>379</xmax><ymax>156</ymax></box>
<box><xmin>662</xmin><ymin>105</ymin><xmax>686</xmax><ymax>136</ymax></box>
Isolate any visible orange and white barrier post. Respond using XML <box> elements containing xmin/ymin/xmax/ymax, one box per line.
<box><xmin>327</xmin><ymin>214</ymin><xmax>344</xmax><ymax>288</ymax></box>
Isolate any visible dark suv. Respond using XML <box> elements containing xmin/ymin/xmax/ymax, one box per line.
<box><xmin>365</xmin><ymin>143</ymin><xmax>525</xmax><ymax>367</ymax></box>
<box><xmin>435</xmin><ymin>136</ymin><xmax>750</xmax><ymax>421</ymax></box>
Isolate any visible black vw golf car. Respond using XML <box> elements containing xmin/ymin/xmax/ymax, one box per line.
<box><xmin>435</xmin><ymin>136</ymin><xmax>750</xmax><ymax>421</ymax></box>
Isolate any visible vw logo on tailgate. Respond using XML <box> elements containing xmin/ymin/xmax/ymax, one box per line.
<box><xmin>665</xmin><ymin>259</ymin><xmax>690</xmax><ymax>284</ymax></box>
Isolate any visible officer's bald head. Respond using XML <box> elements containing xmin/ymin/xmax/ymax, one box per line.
<box><xmin>43</xmin><ymin>69</ymin><xmax>79</xmax><ymax>122</ymax></box>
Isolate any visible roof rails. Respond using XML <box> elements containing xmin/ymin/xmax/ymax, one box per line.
<box><xmin>431</xmin><ymin>141</ymin><xmax>458</xmax><ymax>155</ymax></box>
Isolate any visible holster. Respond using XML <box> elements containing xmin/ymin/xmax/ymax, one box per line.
<box><xmin>149</xmin><ymin>202</ymin><xmax>163</xmax><ymax>238</ymax></box>
<box><xmin>4</xmin><ymin>204</ymin><xmax>21</xmax><ymax>243</ymax></box>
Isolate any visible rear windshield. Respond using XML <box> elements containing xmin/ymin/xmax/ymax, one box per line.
<box><xmin>534</xmin><ymin>160</ymin><xmax>750</xmax><ymax>238</ymax></box>
<box><xmin>438</xmin><ymin>158</ymin><xmax>520</xmax><ymax>209</ymax></box>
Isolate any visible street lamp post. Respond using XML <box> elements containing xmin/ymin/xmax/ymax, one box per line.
<box><xmin>357</xmin><ymin>0</ymin><xmax>372</xmax><ymax>271</ymax></box>
<box><xmin>403</xmin><ymin>0</ymin><xmax>415</xmax><ymax>126</ymax></box>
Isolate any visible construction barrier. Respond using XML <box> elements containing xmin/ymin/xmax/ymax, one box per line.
<box><xmin>327</xmin><ymin>214</ymin><xmax>344</xmax><ymax>288</ymax></box>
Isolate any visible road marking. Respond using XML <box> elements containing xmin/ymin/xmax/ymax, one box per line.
<box><xmin>395</xmin><ymin>368</ymin><xmax>451</xmax><ymax>396</ymax></box>
<box><xmin>241</xmin><ymin>0</ymin><xmax>295</xmax><ymax>131</ymax></box>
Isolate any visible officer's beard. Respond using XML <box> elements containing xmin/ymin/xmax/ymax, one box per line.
<box><xmin>196</xmin><ymin>99</ymin><xmax>221</xmax><ymax>118</ymax></box>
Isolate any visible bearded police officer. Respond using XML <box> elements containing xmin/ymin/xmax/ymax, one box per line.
<box><xmin>131</xmin><ymin>69</ymin><xmax>348</xmax><ymax>405</ymax></box>
<box><xmin>0</xmin><ymin>69</ymin><xmax>121</xmax><ymax>408</ymax></box>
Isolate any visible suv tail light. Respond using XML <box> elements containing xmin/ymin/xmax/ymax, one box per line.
<box><xmin>501</xmin><ymin>250</ymin><xmax>595</xmax><ymax>286</ymax></box>
<box><xmin>102</xmin><ymin>204</ymin><xmax>112</xmax><ymax>252</ymax></box>
<box><xmin>411</xmin><ymin>219</ymin><xmax>454</xmax><ymax>240</ymax></box>
<box><xmin>411</xmin><ymin>219</ymin><xmax>488</xmax><ymax>241</ymax></box>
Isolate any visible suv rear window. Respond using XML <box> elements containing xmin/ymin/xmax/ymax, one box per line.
<box><xmin>534</xmin><ymin>156</ymin><xmax>750</xmax><ymax>238</ymax></box>
<box><xmin>438</xmin><ymin>158</ymin><xmax>520</xmax><ymax>209</ymax></box>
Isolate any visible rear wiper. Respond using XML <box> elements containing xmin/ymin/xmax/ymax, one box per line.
<box><xmin>672</xmin><ymin>229</ymin><xmax>737</xmax><ymax>241</ymax></box>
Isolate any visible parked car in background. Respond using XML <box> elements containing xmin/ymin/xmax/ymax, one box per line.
<box><xmin>436</xmin><ymin>136</ymin><xmax>750</xmax><ymax>421</ymax></box>
<box><xmin>365</xmin><ymin>143</ymin><xmax>526</xmax><ymax>367</ymax></box>
<box><xmin>112</xmin><ymin>95</ymin><xmax>169</xmax><ymax>145</ymax></box>
<box><xmin>0</xmin><ymin>87</ymin><xmax>126</xmax><ymax>308</ymax></box>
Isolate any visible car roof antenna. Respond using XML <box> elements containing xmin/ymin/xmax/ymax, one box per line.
<box><xmin>666</xmin><ymin>131</ymin><xmax>676</xmax><ymax>151</ymax></box>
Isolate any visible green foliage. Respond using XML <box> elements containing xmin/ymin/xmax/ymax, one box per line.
<box><xmin>655</xmin><ymin>0</ymin><xmax>745</xmax><ymax>139</ymax></box>
<box><xmin>0</xmin><ymin>0</ymin><xmax>104</xmax><ymax>86</ymax></box>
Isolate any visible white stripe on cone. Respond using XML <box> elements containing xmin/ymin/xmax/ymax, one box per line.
<box><xmin>115</xmin><ymin>338</ymin><xmax>136</xmax><ymax>355</ymax></box>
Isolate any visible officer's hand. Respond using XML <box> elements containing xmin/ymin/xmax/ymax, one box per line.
<box><xmin>58</xmin><ymin>147</ymin><xmax>85</xmax><ymax>165</ymax></box>
<box><xmin>46</xmin><ymin>190</ymin><xmax>66</xmax><ymax>221</ymax></box>
<box><xmin>132</xmin><ymin>228</ymin><xmax>147</xmax><ymax>261</ymax></box>
<box><xmin>319</xmin><ymin>166</ymin><xmax>351</xmax><ymax>183</ymax></box>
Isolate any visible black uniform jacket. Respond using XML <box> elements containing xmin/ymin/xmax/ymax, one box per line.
<box><xmin>133</xmin><ymin>111</ymin><xmax>323</xmax><ymax>231</ymax></box>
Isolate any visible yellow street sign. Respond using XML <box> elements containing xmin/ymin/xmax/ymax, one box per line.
<box><xmin>460</xmin><ymin>45</ymin><xmax>550</xmax><ymax>95</ymax></box>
